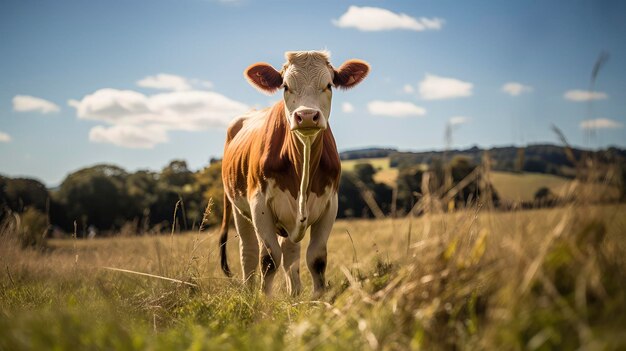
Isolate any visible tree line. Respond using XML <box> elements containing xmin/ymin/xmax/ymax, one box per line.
<box><xmin>389</xmin><ymin>144</ymin><xmax>626</xmax><ymax>178</ymax></box>
<box><xmin>1</xmin><ymin>155</ymin><xmax>498</xmax><ymax>240</ymax></box>
<box><xmin>1</xmin><ymin>160</ymin><xmax>224</xmax><ymax>238</ymax></box>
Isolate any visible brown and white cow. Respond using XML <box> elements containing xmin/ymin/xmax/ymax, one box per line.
<box><xmin>219</xmin><ymin>51</ymin><xmax>369</xmax><ymax>296</ymax></box>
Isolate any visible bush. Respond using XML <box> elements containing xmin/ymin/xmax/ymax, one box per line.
<box><xmin>17</xmin><ymin>208</ymin><xmax>48</xmax><ymax>249</ymax></box>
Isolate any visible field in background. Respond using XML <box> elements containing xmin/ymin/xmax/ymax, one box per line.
<box><xmin>341</xmin><ymin>157</ymin><xmax>621</xmax><ymax>203</ymax></box>
<box><xmin>341</xmin><ymin>157</ymin><xmax>399</xmax><ymax>187</ymax></box>
<box><xmin>489</xmin><ymin>171</ymin><xmax>569</xmax><ymax>202</ymax></box>
<box><xmin>2</xmin><ymin>203</ymin><xmax>625</xmax><ymax>350</ymax></box>
<box><xmin>341</xmin><ymin>157</ymin><xmax>391</xmax><ymax>172</ymax></box>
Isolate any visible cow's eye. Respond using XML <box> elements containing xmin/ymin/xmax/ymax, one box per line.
<box><xmin>327</xmin><ymin>83</ymin><xmax>332</xmax><ymax>91</ymax></box>
<box><xmin>283</xmin><ymin>84</ymin><xmax>289</xmax><ymax>92</ymax></box>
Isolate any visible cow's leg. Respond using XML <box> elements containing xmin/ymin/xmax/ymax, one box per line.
<box><xmin>280</xmin><ymin>236</ymin><xmax>301</xmax><ymax>296</ymax></box>
<box><xmin>307</xmin><ymin>193</ymin><xmax>338</xmax><ymax>298</ymax></box>
<box><xmin>233</xmin><ymin>209</ymin><xmax>259</xmax><ymax>286</ymax></box>
<box><xmin>250</xmin><ymin>192</ymin><xmax>281</xmax><ymax>295</ymax></box>
<box><xmin>257</xmin><ymin>231</ymin><xmax>282</xmax><ymax>296</ymax></box>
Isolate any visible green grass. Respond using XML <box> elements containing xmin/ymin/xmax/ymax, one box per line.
<box><xmin>340</xmin><ymin>157</ymin><xmax>398</xmax><ymax>186</ymax></box>
<box><xmin>341</xmin><ymin>157</ymin><xmax>399</xmax><ymax>186</ymax></box>
<box><xmin>339</xmin><ymin>156</ymin><xmax>618</xmax><ymax>204</ymax></box>
<box><xmin>2</xmin><ymin>203</ymin><xmax>625</xmax><ymax>350</ymax></box>
<box><xmin>341</xmin><ymin>157</ymin><xmax>391</xmax><ymax>172</ymax></box>
<box><xmin>490</xmin><ymin>171</ymin><xmax>621</xmax><ymax>203</ymax></box>
<box><xmin>490</xmin><ymin>171</ymin><xmax>570</xmax><ymax>202</ymax></box>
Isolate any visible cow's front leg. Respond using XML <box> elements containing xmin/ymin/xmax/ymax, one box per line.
<box><xmin>233</xmin><ymin>209</ymin><xmax>259</xmax><ymax>286</ymax></box>
<box><xmin>250</xmin><ymin>192</ymin><xmax>281</xmax><ymax>295</ymax></box>
<box><xmin>280</xmin><ymin>236</ymin><xmax>301</xmax><ymax>296</ymax></box>
<box><xmin>307</xmin><ymin>193</ymin><xmax>338</xmax><ymax>298</ymax></box>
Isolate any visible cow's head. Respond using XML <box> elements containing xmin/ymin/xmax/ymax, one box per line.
<box><xmin>245</xmin><ymin>50</ymin><xmax>369</xmax><ymax>139</ymax></box>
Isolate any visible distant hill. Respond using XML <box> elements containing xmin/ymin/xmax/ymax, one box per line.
<box><xmin>340</xmin><ymin>144</ymin><xmax>626</xmax><ymax>179</ymax></box>
<box><xmin>339</xmin><ymin>147</ymin><xmax>398</xmax><ymax>160</ymax></box>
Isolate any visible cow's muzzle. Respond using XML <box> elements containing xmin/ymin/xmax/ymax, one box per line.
<box><xmin>291</xmin><ymin>109</ymin><xmax>325</xmax><ymax>137</ymax></box>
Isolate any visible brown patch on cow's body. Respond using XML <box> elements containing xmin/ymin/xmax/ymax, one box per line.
<box><xmin>222</xmin><ymin>100</ymin><xmax>341</xmax><ymax>203</ymax></box>
<box><xmin>225</xmin><ymin>117</ymin><xmax>245</xmax><ymax>143</ymax></box>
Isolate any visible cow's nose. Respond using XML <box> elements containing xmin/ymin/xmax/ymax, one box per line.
<box><xmin>295</xmin><ymin>109</ymin><xmax>320</xmax><ymax>128</ymax></box>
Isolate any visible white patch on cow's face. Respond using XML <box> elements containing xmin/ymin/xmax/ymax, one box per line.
<box><xmin>281</xmin><ymin>51</ymin><xmax>334</xmax><ymax>138</ymax></box>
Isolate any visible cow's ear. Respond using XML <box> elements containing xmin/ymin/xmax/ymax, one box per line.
<box><xmin>333</xmin><ymin>59</ymin><xmax>370</xmax><ymax>90</ymax></box>
<box><xmin>244</xmin><ymin>63</ymin><xmax>283</xmax><ymax>94</ymax></box>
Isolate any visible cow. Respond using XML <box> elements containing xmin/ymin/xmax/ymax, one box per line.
<box><xmin>219</xmin><ymin>50</ymin><xmax>370</xmax><ymax>296</ymax></box>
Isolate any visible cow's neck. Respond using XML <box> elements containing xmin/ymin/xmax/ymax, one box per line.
<box><xmin>284</xmin><ymin>127</ymin><xmax>324</xmax><ymax>191</ymax></box>
<box><xmin>289</xmin><ymin>131</ymin><xmax>321</xmax><ymax>242</ymax></box>
<box><xmin>272</xmin><ymin>101</ymin><xmax>325</xmax><ymax>243</ymax></box>
<box><xmin>263</xmin><ymin>101</ymin><xmax>325</xmax><ymax>196</ymax></box>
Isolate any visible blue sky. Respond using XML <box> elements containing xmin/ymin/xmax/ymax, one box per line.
<box><xmin>2</xmin><ymin>0</ymin><xmax>625</xmax><ymax>186</ymax></box>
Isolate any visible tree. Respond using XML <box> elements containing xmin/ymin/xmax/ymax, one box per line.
<box><xmin>450</xmin><ymin>156</ymin><xmax>479</xmax><ymax>207</ymax></box>
<box><xmin>2</xmin><ymin>177</ymin><xmax>49</xmax><ymax>213</ymax></box>
<box><xmin>396</xmin><ymin>165</ymin><xmax>424</xmax><ymax>215</ymax></box>
<box><xmin>194</xmin><ymin>161</ymin><xmax>224</xmax><ymax>229</ymax></box>
<box><xmin>337</xmin><ymin>173</ymin><xmax>368</xmax><ymax>218</ymax></box>
<box><xmin>148</xmin><ymin>186</ymin><xmax>183</xmax><ymax>231</ymax></box>
<box><xmin>0</xmin><ymin>176</ymin><xmax>8</xmax><ymax>222</ymax></box>
<box><xmin>622</xmin><ymin>165</ymin><xmax>626</xmax><ymax>201</ymax></box>
<box><xmin>534</xmin><ymin>187</ymin><xmax>557</xmax><ymax>207</ymax></box>
<box><xmin>151</xmin><ymin>160</ymin><xmax>200</xmax><ymax>231</ymax></box>
<box><xmin>353</xmin><ymin>163</ymin><xmax>377</xmax><ymax>187</ymax></box>
<box><xmin>125</xmin><ymin>170</ymin><xmax>159</xmax><ymax>232</ymax></box>
<box><xmin>17</xmin><ymin>207</ymin><xmax>48</xmax><ymax>249</ymax></box>
<box><xmin>54</xmin><ymin>165</ymin><xmax>132</xmax><ymax>233</ymax></box>
<box><xmin>160</xmin><ymin>160</ymin><xmax>194</xmax><ymax>188</ymax></box>
<box><xmin>338</xmin><ymin>163</ymin><xmax>393</xmax><ymax>218</ymax></box>
<box><xmin>523</xmin><ymin>158</ymin><xmax>548</xmax><ymax>173</ymax></box>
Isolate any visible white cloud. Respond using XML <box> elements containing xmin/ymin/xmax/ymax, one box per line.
<box><xmin>367</xmin><ymin>100</ymin><xmax>426</xmax><ymax>117</ymax></box>
<box><xmin>0</xmin><ymin>131</ymin><xmax>11</xmax><ymax>143</ymax></box>
<box><xmin>70</xmin><ymin>88</ymin><xmax>248</xmax><ymax>129</ymax></box>
<box><xmin>333</xmin><ymin>6</ymin><xmax>444</xmax><ymax>32</ymax></box>
<box><xmin>342</xmin><ymin>102</ymin><xmax>354</xmax><ymax>113</ymax></box>
<box><xmin>403</xmin><ymin>84</ymin><xmax>415</xmax><ymax>94</ymax></box>
<box><xmin>149</xmin><ymin>90</ymin><xmax>249</xmax><ymax>129</ymax></box>
<box><xmin>419</xmin><ymin>74</ymin><xmax>473</xmax><ymax>100</ymax></box>
<box><xmin>136</xmin><ymin>73</ymin><xmax>213</xmax><ymax>91</ymax></box>
<box><xmin>137</xmin><ymin>73</ymin><xmax>193</xmax><ymax>91</ymax></box>
<box><xmin>191</xmin><ymin>79</ymin><xmax>214</xmax><ymax>89</ymax></box>
<box><xmin>502</xmin><ymin>82</ymin><xmax>533</xmax><ymax>96</ymax></box>
<box><xmin>449</xmin><ymin>116</ymin><xmax>470</xmax><ymax>126</ymax></box>
<box><xmin>89</xmin><ymin>125</ymin><xmax>169</xmax><ymax>149</ymax></box>
<box><xmin>69</xmin><ymin>86</ymin><xmax>249</xmax><ymax>148</ymax></box>
<box><xmin>13</xmin><ymin>95</ymin><xmax>60</xmax><ymax>114</ymax></box>
<box><xmin>69</xmin><ymin>89</ymin><xmax>150</xmax><ymax>124</ymax></box>
<box><xmin>564</xmin><ymin>90</ymin><xmax>608</xmax><ymax>102</ymax></box>
<box><xmin>579</xmin><ymin>118</ymin><xmax>622</xmax><ymax>130</ymax></box>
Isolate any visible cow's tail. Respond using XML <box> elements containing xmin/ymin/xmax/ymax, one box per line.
<box><xmin>219</xmin><ymin>192</ymin><xmax>233</xmax><ymax>277</ymax></box>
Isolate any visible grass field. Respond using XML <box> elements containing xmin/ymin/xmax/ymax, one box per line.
<box><xmin>341</xmin><ymin>157</ymin><xmax>399</xmax><ymax>186</ymax></box>
<box><xmin>489</xmin><ymin>171</ymin><xmax>569</xmax><ymax>202</ymax></box>
<box><xmin>2</xmin><ymin>202</ymin><xmax>625</xmax><ymax>350</ymax></box>
<box><xmin>341</xmin><ymin>157</ymin><xmax>620</xmax><ymax>204</ymax></box>
<box><xmin>341</xmin><ymin>157</ymin><xmax>391</xmax><ymax>172</ymax></box>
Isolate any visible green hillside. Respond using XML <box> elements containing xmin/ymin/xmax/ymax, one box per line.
<box><xmin>340</xmin><ymin>157</ymin><xmax>622</xmax><ymax>204</ymax></box>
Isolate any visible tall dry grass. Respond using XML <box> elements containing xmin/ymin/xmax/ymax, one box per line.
<box><xmin>1</xmin><ymin>147</ymin><xmax>625</xmax><ymax>349</ymax></box>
